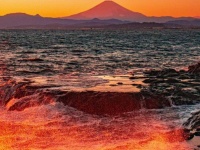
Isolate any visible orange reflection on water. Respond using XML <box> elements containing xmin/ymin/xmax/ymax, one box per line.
<box><xmin>0</xmin><ymin>119</ymin><xmax>191</xmax><ymax>150</ymax></box>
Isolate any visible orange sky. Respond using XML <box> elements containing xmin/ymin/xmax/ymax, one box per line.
<box><xmin>0</xmin><ymin>0</ymin><xmax>200</xmax><ymax>17</ymax></box>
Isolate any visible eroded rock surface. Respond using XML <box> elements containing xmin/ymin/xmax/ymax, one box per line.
<box><xmin>0</xmin><ymin>62</ymin><xmax>199</xmax><ymax>116</ymax></box>
<box><xmin>0</xmin><ymin>80</ymin><xmax>170</xmax><ymax>115</ymax></box>
<box><xmin>141</xmin><ymin>62</ymin><xmax>200</xmax><ymax>106</ymax></box>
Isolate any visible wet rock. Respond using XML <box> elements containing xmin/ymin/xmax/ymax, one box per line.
<box><xmin>129</xmin><ymin>76</ymin><xmax>135</xmax><ymax>80</ymax></box>
<box><xmin>143</xmin><ymin>78</ymin><xmax>157</xmax><ymax>83</ymax></box>
<box><xmin>188</xmin><ymin>62</ymin><xmax>200</xmax><ymax>74</ymax></box>
<box><xmin>182</xmin><ymin>128</ymin><xmax>194</xmax><ymax>140</ymax></box>
<box><xmin>136</xmin><ymin>84</ymin><xmax>143</xmax><ymax>88</ymax></box>
<box><xmin>57</xmin><ymin>91</ymin><xmax>170</xmax><ymax>115</ymax></box>
<box><xmin>179</xmin><ymin>70</ymin><xmax>187</xmax><ymax>73</ymax></box>
<box><xmin>117</xmin><ymin>82</ymin><xmax>123</xmax><ymax>85</ymax></box>
<box><xmin>184</xmin><ymin>111</ymin><xmax>200</xmax><ymax>130</ymax></box>
<box><xmin>183</xmin><ymin>111</ymin><xmax>200</xmax><ymax>144</ymax></box>
<box><xmin>194</xmin><ymin>132</ymin><xmax>200</xmax><ymax>136</ymax></box>
<box><xmin>178</xmin><ymin>74</ymin><xmax>190</xmax><ymax>79</ymax></box>
<box><xmin>142</xmin><ymin>63</ymin><xmax>200</xmax><ymax>106</ymax></box>
<box><xmin>158</xmin><ymin>69</ymin><xmax>178</xmax><ymax>78</ymax></box>
<box><xmin>0</xmin><ymin>80</ymin><xmax>32</xmax><ymax>105</ymax></box>
<box><xmin>144</xmin><ymin>70</ymin><xmax>161</xmax><ymax>77</ymax></box>
<box><xmin>166</xmin><ymin>78</ymin><xmax>180</xmax><ymax>83</ymax></box>
<box><xmin>21</xmin><ymin>58</ymin><xmax>44</xmax><ymax>62</ymax></box>
<box><xmin>8</xmin><ymin>92</ymin><xmax>55</xmax><ymax>111</ymax></box>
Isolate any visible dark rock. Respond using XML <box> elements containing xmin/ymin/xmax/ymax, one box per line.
<box><xmin>109</xmin><ymin>84</ymin><xmax>117</xmax><ymax>86</ymax></box>
<box><xmin>182</xmin><ymin>128</ymin><xmax>194</xmax><ymax>140</ymax></box>
<box><xmin>166</xmin><ymin>78</ymin><xmax>180</xmax><ymax>83</ymax></box>
<box><xmin>178</xmin><ymin>74</ymin><xmax>190</xmax><ymax>79</ymax></box>
<box><xmin>117</xmin><ymin>82</ymin><xmax>123</xmax><ymax>85</ymax></box>
<box><xmin>194</xmin><ymin>132</ymin><xmax>200</xmax><ymax>136</ymax></box>
<box><xmin>144</xmin><ymin>70</ymin><xmax>160</xmax><ymax>76</ymax></box>
<box><xmin>0</xmin><ymin>80</ymin><xmax>33</xmax><ymax>105</ymax></box>
<box><xmin>188</xmin><ymin>62</ymin><xmax>200</xmax><ymax>74</ymax></box>
<box><xmin>158</xmin><ymin>68</ymin><xmax>178</xmax><ymax>78</ymax></box>
<box><xmin>21</xmin><ymin>58</ymin><xmax>44</xmax><ymax>62</ymax></box>
<box><xmin>57</xmin><ymin>91</ymin><xmax>170</xmax><ymax>115</ymax></box>
<box><xmin>129</xmin><ymin>76</ymin><xmax>135</xmax><ymax>80</ymax></box>
<box><xmin>136</xmin><ymin>84</ymin><xmax>142</xmax><ymax>88</ymax></box>
<box><xmin>143</xmin><ymin>78</ymin><xmax>157</xmax><ymax>83</ymax></box>
<box><xmin>8</xmin><ymin>92</ymin><xmax>54</xmax><ymax>111</ymax></box>
<box><xmin>179</xmin><ymin>70</ymin><xmax>187</xmax><ymax>73</ymax></box>
<box><xmin>184</xmin><ymin>111</ymin><xmax>200</xmax><ymax>130</ymax></box>
<box><xmin>142</xmin><ymin>63</ymin><xmax>200</xmax><ymax>106</ymax></box>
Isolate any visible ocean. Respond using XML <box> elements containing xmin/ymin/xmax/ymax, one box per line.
<box><xmin>0</xmin><ymin>29</ymin><xmax>200</xmax><ymax>150</ymax></box>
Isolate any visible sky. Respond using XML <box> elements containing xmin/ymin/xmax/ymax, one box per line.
<box><xmin>0</xmin><ymin>0</ymin><xmax>200</xmax><ymax>17</ymax></box>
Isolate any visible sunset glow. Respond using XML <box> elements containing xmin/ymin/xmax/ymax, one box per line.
<box><xmin>0</xmin><ymin>0</ymin><xmax>200</xmax><ymax>17</ymax></box>
<box><xmin>0</xmin><ymin>119</ymin><xmax>190</xmax><ymax>150</ymax></box>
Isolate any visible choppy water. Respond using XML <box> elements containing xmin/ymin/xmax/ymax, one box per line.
<box><xmin>0</xmin><ymin>29</ymin><xmax>200</xmax><ymax>150</ymax></box>
<box><xmin>0</xmin><ymin>29</ymin><xmax>200</xmax><ymax>77</ymax></box>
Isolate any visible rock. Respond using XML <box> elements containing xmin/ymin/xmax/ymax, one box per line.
<box><xmin>0</xmin><ymin>80</ymin><xmax>32</xmax><ymax>105</ymax></box>
<box><xmin>142</xmin><ymin>63</ymin><xmax>200</xmax><ymax>106</ymax></box>
<box><xmin>188</xmin><ymin>62</ymin><xmax>200</xmax><ymax>74</ymax></box>
<box><xmin>57</xmin><ymin>91</ymin><xmax>170</xmax><ymax>115</ymax></box>
<box><xmin>179</xmin><ymin>70</ymin><xmax>187</xmax><ymax>73</ymax></box>
<box><xmin>178</xmin><ymin>74</ymin><xmax>190</xmax><ymax>79</ymax></box>
<box><xmin>183</xmin><ymin>111</ymin><xmax>200</xmax><ymax>145</ymax></box>
<box><xmin>144</xmin><ymin>70</ymin><xmax>160</xmax><ymax>76</ymax></box>
<box><xmin>184</xmin><ymin>111</ymin><xmax>200</xmax><ymax>130</ymax></box>
<box><xmin>194</xmin><ymin>132</ymin><xmax>200</xmax><ymax>136</ymax></box>
<box><xmin>117</xmin><ymin>82</ymin><xmax>123</xmax><ymax>85</ymax></box>
<box><xmin>182</xmin><ymin>128</ymin><xmax>194</xmax><ymax>140</ymax></box>
<box><xmin>166</xmin><ymin>78</ymin><xmax>180</xmax><ymax>83</ymax></box>
<box><xmin>129</xmin><ymin>76</ymin><xmax>135</xmax><ymax>80</ymax></box>
<box><xmin>143</xmin><ymin>78</ymin><xmax>157</xmax><ymax>83</ymax></box>
<box><xmin>8</xmin><ymin>92</ymin><xmax>55</xmax><ymax>111</ymax></box>
<box><xmin>157</xmin><ymin>68</ymin><xmax>178</xmax><ymax>78</ymax></box>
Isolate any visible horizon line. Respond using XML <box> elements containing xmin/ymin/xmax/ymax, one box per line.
<box><xmin>0</xmin><ymin>12</ymin><xmax>199</xmax><ymax>19</ymax></box>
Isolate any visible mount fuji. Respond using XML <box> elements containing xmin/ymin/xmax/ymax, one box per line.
<box><xmin>64</xmin><ymin>1</ymin><xmax>147</xmax><ymax>22</ymax></box>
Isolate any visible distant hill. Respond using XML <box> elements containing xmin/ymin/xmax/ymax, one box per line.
<box><xmin>0</xmin><ymin>13</ymin><xmax>80</xmax><ymax>28</ymax></box>
<box><xmin>166</xmin><ymin>19</ymin><xmax>200</xmax><ymax>27</ymax></box>
<box><xmin>0</xmin><ymin>13</ymin><xmax>128</xmax><ymax>29</ymax></box>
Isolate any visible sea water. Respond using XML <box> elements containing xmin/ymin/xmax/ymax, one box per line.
<box><xmin>0</xmin><ymin>29</ymin><xmax>200</xmax><ymax>150</ymax></box>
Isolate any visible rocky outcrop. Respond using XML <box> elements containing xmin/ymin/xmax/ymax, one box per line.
<box><xmin>1</xmin><ymin>62</ymin><xmax>199</xmax><ymax>115</ymax></box>
<box><xmin>188</xmin><ymin>62</ymin><xmax>200</xmax><ymax>74</ymax></box>
<box><xmin>0</xmin><ymin>79</ymin><xmax>170</xmax><ymax>115</ymax></box>
<box><xmin>183</xmin><ymin>111</ymin><xmax>200</xmax><ymax>144</ymax></box>
<box><xmin>57</xmin><ymin>91</ymin><xmax>170</xmax><ymax>115</ymax></box>
<box><xmin>141</xmin><ymin>62</ymin><xmax>200</xmax><ymax>106</ymax></box>
<box><xmin>184</xmin><ymin>111</ymin><xmax>200</xmax><ymax>131</ymax></box>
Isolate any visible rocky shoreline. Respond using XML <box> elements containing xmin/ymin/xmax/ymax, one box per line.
<box><xmin>0</xmin><ymin>62</ymin><xmax>199</xmax><ymax>146</ymax></box>
<box><xmin>140</xmin><ymin>62</ymin><xmax>200</xmax><ymax>144</ymax></box>
<box><xmin>143</xmin><ymin>62</ymin><xmax>200</xmax><ymax>147</ymax></box>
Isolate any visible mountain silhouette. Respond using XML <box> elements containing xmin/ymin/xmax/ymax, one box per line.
<box><xmin>0</xmin><ymin>13</ymin><xmax>129</xmax><ymax>29</ymax></box>
<box><xmin>0</xmin><ymin>13</ymin><xmax>80</xmax><ymax>28</ymax></box>
<box><xmin>65</xmin><ymin>1</ymin><xmax>147</xmax><ymax>21</ymax></box>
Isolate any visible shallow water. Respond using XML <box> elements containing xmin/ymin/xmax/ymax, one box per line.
<box><xmin>0</xmin><ymin>29</ymin><xmax>200</xmax><ymax>149</ymax></box>
<box><xmin>0</xmin><ymin>103</ymin><xmax>199</xmax><ymax>150</ymax></box>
